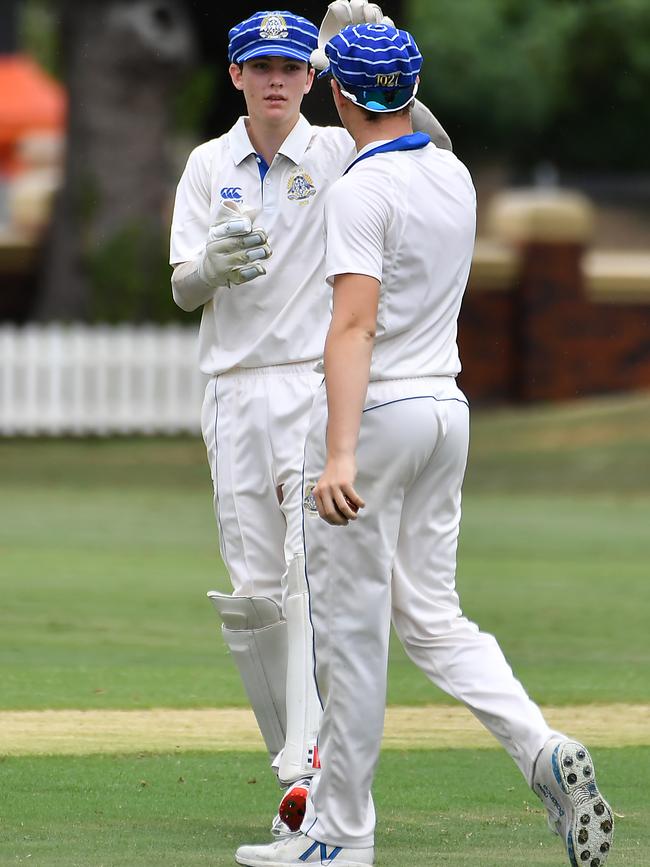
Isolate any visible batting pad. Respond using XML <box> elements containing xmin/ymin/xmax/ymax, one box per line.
<box><xmin>278</xmin><ymin>555</ymin><xmax>322</xmax><ymax>784</ymax></box>
<box><xmin>208</xmin><ymin>592</ymin><xmax>288</xmax><ymax>762</ymax></box>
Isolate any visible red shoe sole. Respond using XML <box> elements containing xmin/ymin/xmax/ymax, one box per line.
<box><xmin>278</xmin><ymin>784</ymin><xmax>309</xmax><ymax>832</ymax></box>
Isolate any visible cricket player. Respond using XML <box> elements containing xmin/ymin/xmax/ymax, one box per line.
<box><xmin>168</xmin><ymin>2</ymin><xmax>452</xmax><ymax>839</ymax></box>
<box><xmin>234</xmin><ymin>23</ymin><xmax>615</xmax><ymax>867</ymax></box>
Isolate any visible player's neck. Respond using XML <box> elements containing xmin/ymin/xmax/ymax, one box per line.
<box><xmin>245</xmin><ymin>114</ymin><xmax>299</xmax><ymax>167</ymax></box>
<box><xmin>351</xmin><ymin>117</ymin><xmax>414</xmax><ymax>152</ymax></box>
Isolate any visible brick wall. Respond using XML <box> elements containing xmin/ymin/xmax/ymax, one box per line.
<box><xmin>457</xmin><ymin>191</ymin><xmax>650</xmax><ymax>404</ymax></box>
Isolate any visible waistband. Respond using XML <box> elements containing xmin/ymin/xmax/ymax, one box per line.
<box><xmin>315</xmin><ymin>375</ymin><xmax>467</xmax><ymax>407</ymax></box>
<box><xmin>365</xmin><ymin>376</ymin><xmax>466</xmax><ymax>406</ymax></box>
<box><xmin>216</xmin><ymin>360</ymin><xmax>319</xmax><ymax>379</ymax></box>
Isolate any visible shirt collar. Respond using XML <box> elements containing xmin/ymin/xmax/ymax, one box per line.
<box><xmin>344</xmin><ymin>133</ymin><xmax>431</xmax><ymax>176</ymax></box>
<box><xmin>341</xmin><ymin>139</ymin><xmax>390</xmax><ymax>174</ymax></box>
<box><xmin>355</xmin><ymin>139</ymin><xmax>392</xmax><ymax>160</ymax></box>
<box><xmin>228</xmin><ymin>114</ymin><xmax>314</xmax><ymax>167</ymax></box>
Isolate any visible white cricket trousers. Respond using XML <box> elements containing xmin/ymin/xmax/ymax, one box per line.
<box><xmin>302</xmin><ymin>377</ymin><xmax>556</xmax><ymax>848</ymax></box>
<box><xmin>201</xmin><ymin>362</ymin><xmax>321</xmax><ymax>604</ymax></box>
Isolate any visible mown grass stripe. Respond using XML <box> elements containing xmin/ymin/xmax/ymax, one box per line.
<box><xmin>1</xmin><ymin>703</ymin><xmax>648</xmax><ymax>756</ymax></box>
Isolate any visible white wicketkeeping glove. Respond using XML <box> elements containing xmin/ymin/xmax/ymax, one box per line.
<box><xmin>310</xmin><ymin>0</ymin><xmax>394</xmax><ymax>71</ymax></box>
<box><xmin>198</xmin><ymin>201</ymin><xmax>272</xmax><ymax>288</ymax></box>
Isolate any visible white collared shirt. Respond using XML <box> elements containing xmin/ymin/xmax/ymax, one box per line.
<box><xmin>324</xmin><ymin>139</ymin><xmax>477</xmax><ymax>381</ymax></box>
<box><xmin>170</xmin><ymin>115</ymin><xmax>354</xmax><ymax>375</ymax></box>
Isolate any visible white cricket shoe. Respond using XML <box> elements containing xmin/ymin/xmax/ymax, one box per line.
<box><xmin>235</xmin><ymin>832</ymin><xmax>374</xmax><ymax>866</ymax></box>
<box><xmin>269</xmin><ymin>813</ymin><xmax>300</xmax><ymax>840</ymax></box>
<box><xmin>533</xmin><ymin>738</ymin><xmax>614</xmax><ymax>867</ymax></box>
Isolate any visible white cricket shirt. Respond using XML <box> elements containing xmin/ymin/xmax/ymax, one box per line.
<box><xmin>324</xmin><ymin>139</ymin><xmax>476</xmax><ymax>381</ymax></box>
<box><xmin>170</xmin><ymin>115</ymin><xmax>355</xmax><ymax>375</ymax></box>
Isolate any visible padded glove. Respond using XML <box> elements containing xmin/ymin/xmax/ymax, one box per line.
<box><xmin>198</xmin><ymin>201</ymin><xmax>272</xmax><ymax>288</ymax></box>
<box><xmin>310</xmin><ymin>0</ymin><xmax>394</xmax><ymax>70</ymax></box>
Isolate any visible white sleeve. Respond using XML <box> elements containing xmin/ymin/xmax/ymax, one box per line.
<box><xmin>324</xmin><ymin>171</ymin><xmax>390</xmax><ymax>285</ymax></box>
<box><xmin>169</xmin><ymin>143</ymin><xmax>212</xmax><ymax>266</ymax></box>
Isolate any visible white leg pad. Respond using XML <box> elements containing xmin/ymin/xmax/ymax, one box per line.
<box><xmin>208</xmin><ymin>592</ymin><xmax>288</xmax><ymax>761</ymax></box>
<box><xmin>278</xmin><ymin>555</ymin><xmax>323</xmax><ymax>784</ymax></box>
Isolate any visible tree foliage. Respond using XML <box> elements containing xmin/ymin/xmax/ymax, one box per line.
<box><xmin>16</xmin><ymin>0</ymin><xmax>650</xmax><ymax>324</ymax></box>
<box><xmin>410</xmin><ymin>0</ymin><xmax>650</xmax><ymax>170</ymax></box>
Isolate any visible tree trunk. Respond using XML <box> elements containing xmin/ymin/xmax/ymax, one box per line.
<box><xmin>36</xmin><ymin>0</ymin><xmax>194</xmax><ymax>321</ymax></box>
<box><xmin>0</xmin><ymin>0</ymin><xmax>19</xmax><ymax>53</ymax></box>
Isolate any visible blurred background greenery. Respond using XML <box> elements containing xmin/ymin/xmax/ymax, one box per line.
<box><xmin>4</xmin><ymin>0</ymin><xmax>648</xmax><ymax>323</ymax></box>
<box><xmin>411</xmin><ymin>0</ymin><xmax>650</xmax><ymax>172</ymax></box>
<box><xmin>23</xmin><ymin>0</ymin><xmax>650</xmax><ymax>170</ymax></box>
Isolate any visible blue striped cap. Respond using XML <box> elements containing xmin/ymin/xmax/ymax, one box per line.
<box><xmin>324</xmin><ymin>23</ymin><xmax>423</xmax><ymax>112</ymax></box>
<box><xmin>228</xmin><ymin>11</ymin><xmax>318</xmax><ymax>64</ymax></box>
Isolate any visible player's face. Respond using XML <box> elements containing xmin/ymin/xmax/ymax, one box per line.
<box><xmin>230</xmin><ymin>57</ymin><xmax>314</xmax><ymax>127</ymax></box>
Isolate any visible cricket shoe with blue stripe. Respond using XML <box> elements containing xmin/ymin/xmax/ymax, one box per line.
<box><xmin>533</xmin><ymin>738</ymin><xmax>614</xmax><ymax>867</ymax></box>
<box><xmin>235</xmin><ymin>832</ymin><xmax>374</xmax><ymax>866</ymax></box>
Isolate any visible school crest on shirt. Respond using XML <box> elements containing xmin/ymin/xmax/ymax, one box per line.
<box><xmin>287</xmin><ymin>168</ymin><xmax>316</xmax><ymax>204</ymax></box>
<box><xmin>303</xmin><ymin>483</ymin><xmax>319</xmax><ymax>514</ymax></box>
<box><xmin>260</xmin><ymin>14</ymin><xmax>288</xmax><ymax>40</ymax></box>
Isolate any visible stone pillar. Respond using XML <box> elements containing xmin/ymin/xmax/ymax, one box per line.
<box><xmin>488</xmin><ymin>190</ymin><xmax>595</xmax><ymax>402</ymax></box>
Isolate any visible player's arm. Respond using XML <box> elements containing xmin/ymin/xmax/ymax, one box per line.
<box><xmin>313</xmin><ymin>273</ymin><xmax>378</xmax><ymax>526</ymax></box>
<box><xmin>170</xmin><ymin>145</ymin><xmax>213</xmax><ymax>311</ymax></box>
<box><xmin>412</xmin><ymin>99</ymin><xmax>452</xmax><ymax>151</ymax></box>
<box><xmin>171</xmin><ymin>209</ymin><xmax>272</xmax><ymax>312</ymax></box>
<box><xmin>170</xmin><ymin>147</ymin><xmax>272</xmax><ymax>312</ymax></box>
<box><xmin>310</xmin><ymin>0</ymin><xmax>453</xmax><ymax>150</ymax></box>
<box><xmin>314</xmin><ymin>168</ymin><xmax>388</xmax><ymax>525</ymax></box>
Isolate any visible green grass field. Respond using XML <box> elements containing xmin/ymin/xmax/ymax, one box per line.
<box><xmin>1</xmin><ymin>393</ymin><xmax>649</xmax><ymax>864</ymax></box>
<box><xmin>2</xmin><ymin>749</ymin><xmax>647</xmax><ymax>866</ymax></box>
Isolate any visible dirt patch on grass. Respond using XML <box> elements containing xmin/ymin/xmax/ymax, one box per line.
<box><xmin>1</xmin><ymin>704</ymin><xmax>648</xmax><ymax>756</ymax></box>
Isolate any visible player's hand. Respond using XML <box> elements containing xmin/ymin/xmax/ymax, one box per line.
<box><xmin>310</xmin><ymin>0</ymin><xmax>394</xmax><ymax>71</ymax></box>
<box><xmin>198</xmin><ymin>202</ymin><xmax>272</xmax><ymax>288</ymax></box>
<box><xmin>313</xmin><ymin>456</ymin><xmax>365</xmax><ymax>526</ymax></box>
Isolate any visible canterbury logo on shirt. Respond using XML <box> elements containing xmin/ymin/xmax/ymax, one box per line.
<box><xmin>220</xmin><ymin>187</ymin><xmax>243</xmax><ymax>200</ymax></box>
<box><xmin>299</xmin><ymin>841</ymin><xmax>343</xmax><ymax>863</ymax></box>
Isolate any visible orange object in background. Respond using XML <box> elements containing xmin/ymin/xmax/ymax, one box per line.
<box><xmin>0</xmin><ymin>54</ymin><xmax>66</xmax><ymax>175</ymax></box>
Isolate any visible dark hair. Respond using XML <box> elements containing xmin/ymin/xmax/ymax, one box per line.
<box><xmin>359</xmin><ymin>104</ymin><xmax>412</xmax><ymax>123</ymax></box>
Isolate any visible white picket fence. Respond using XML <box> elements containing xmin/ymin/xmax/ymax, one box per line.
<box><xmin>0</xmin><ymin>324</ymin><xmax>207</xmax><ymax>435</ymax></box>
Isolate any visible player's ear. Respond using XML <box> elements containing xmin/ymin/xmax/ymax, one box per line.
<box><xmin>330</xmin><ymin>78</ymin><xmax>344</xmax><ymax>110</ymax></box>
<box><xmin>229</xmin><ymin>62</ymin><xmax>244</xmax><ymax>91</ymax></box>
<box><xmin>304</xmin><ymin>65</ymin><xmax>315</xmax><ymax>95</ymax></box>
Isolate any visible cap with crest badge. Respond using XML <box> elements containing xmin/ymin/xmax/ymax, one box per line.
<box><xmin>228</xmin><ymin>11</ymin><xmax>318</xmax><ymax>64</ymax></box>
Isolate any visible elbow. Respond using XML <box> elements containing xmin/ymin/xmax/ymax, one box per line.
<box><xmin>361</xmin><ymin>325</ymin><xmax>376</xmax><ymax>343</ymax></box>
<box><xmin>332</xmin><ymin>314</ymin><xmax>377</xmax><ymax>344</ymax></box>
<box><xmin>352</xmin><ymin>315</ymin><xmax>376</xmax><ymax>341</ymax></box>
<box><xmin>338</xmin><ymin>322</ymin><xmax>376</xmax><ymax>343</ymax></box>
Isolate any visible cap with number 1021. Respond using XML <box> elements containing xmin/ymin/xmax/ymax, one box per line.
<box><xmin>324</xmin><ymin>23</ymin><xmax>423</xmax><ymax>113</ymax></box>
